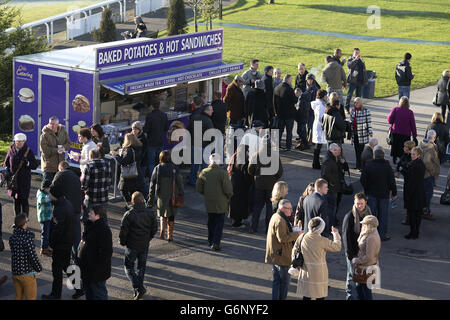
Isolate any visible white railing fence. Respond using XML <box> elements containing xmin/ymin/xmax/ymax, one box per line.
<box><xmin>3</xmin><ymin>0</ymin><xmax>169</xmax><ymax>44</ymax></box>
<box><xmin>135</xmin><ymin>0</ymin><xmax>169</xmax><ymax>17</ymax></box>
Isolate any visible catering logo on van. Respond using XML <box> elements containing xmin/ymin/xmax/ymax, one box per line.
<box><xmin>16</xmin><ymin>65</ymin><xmax>33</xmax><ymax>81</ymax></box>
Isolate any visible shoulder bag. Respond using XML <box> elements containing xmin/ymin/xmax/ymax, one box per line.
<box><xmin>8</xmin><ymin>147</ymin><xmax>30</xmax><ymax>191</ymax></box>
<box><xmin>121</xmin><ymin>148</ymin><xmax>138</xmax><ymax>179</ymax></box>
<box><xmin>171</xmin><ymin>168</ymin><xmax>184</xmax><ymax>207</ymax></box>
<box><xmin>353</xmin><ymin>264</ymin><xmax>379</xmax><ymax>284</ymax></box>
<box><xmin>291</xmin><ymin>233</ymin><xmax>305</xmax><ymax>269</ymax></box>
<box><xmin>341</xmin><ymin>170</ymin><xmax>354</xmax><ymax>195</ymax></box>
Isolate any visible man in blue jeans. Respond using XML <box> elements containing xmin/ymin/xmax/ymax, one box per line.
<box><xmin>360</xmin><ymin>147</ymin><xmax>397</xmax><ymax>241</ymax></box>
<box><xmin>265</xmin><ymin>200</ymin><xmax>301</xmax><ymax>300</ymax></box>
<box><xmin>342</xmin><ymin>193</ymin><xmax>372</xmax><ymax>300</ymax></box>
<box><xmin>395</xmin><ymin>52</ymin><xmax>415</xmax><ymax>100</ymax></box>
<box><xmin>119</xmin><ymin>192</ymin><xmax>157</xmax><ymax>300</ymax></box>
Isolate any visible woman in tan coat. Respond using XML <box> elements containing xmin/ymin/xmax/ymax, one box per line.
<box><xmin>293</xmin><ymin>217</ymin><xmax>341</xmax><ymax>300</ymax></box>
<box><xmin>352</xmin><ymin>215</ymin><xmax>381</xmax><ymax>300</ymax></box>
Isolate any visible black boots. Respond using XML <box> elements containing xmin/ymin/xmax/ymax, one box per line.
<box><xmin>312</xmin><ymin>149</ymin><xmax>321</xmax><ymax>169</ymax></box>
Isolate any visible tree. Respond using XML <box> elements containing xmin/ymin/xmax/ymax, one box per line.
<box><xmin>93</xmin><ymin>7</ymin><xmax>117</xmax><ymax>43</ymax></box>
<box><xmin>219</xmin><ymin>0</ymin><xmax>223</xmax><ymax>20</ymax></box>
<box><xmin>167</xmin><ymin>0</ymin><xmax>187</xmax><ymax>36</ymax></box>
<box><xmin>199</xmin><ymin>0</ymin><xmax>218</xmax><ymax>30</ymax></box>
<box><xmin>187</xmin><ymin>0</ymin><xmax>202</xmax><ymax>32</ymax></box>
<box><xmin>0</xmin><ymin>0</ymin><xmax>50</xmax><ymax>135</ymax></box>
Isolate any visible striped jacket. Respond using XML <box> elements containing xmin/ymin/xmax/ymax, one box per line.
<box><xmin>350</xmin><ymin>108</ymin><xmax>373</xmax><ymax>145</ymax></box>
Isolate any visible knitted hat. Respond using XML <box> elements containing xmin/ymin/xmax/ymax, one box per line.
<box><xmin>14</xmin><ymin>133</ymin><xmax>27</xmax><ymax>141</ymax></box>
<box><xmin>131</xmin><ymin>121</ymin><xmax>143</xmax><ymax>132</ymax></box>
<box><xmin>309</xmin><ymin>217</ymin><xmax>326</xmax><ymax>234</ymax></box>
<box><xmin>361</xmin><ymin>215</ymin><xmax>379</xmax><ymax>228</ymax></box>
<box><xmin>306</xmin><ymin>73</ymin><xmax>316</xmax><ymax>80</ymax></box>
<box><xmin>252</xmin><ymin>120</ymin><xmax>265</xmax><ymax>128</ymax></box>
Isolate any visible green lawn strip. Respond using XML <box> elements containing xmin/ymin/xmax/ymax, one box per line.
<box><xmin>207</xmin><ymin>26</ymin><xmax>447</xmax><ymax>98</ymax></box>
<box><xmin>220</xmin><ymin>0</ymin><xmax>450</xmax><ymax>42</ymax></box>
<box><xmin>10</xmin><ymin>1</ymin><xmax>100</xmax><ymax>25</ymax></box>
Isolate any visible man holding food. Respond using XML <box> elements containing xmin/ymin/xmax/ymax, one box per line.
<box><xmin>40</xmin><ymin>116</ymin><xmax>71</xmax><ymax>185</ymax></box>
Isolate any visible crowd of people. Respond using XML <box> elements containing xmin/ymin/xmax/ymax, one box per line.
<box><xmin>0</xmin><ymin>47</ymin><xmax>449</xmax><ymax>301</ymax></box>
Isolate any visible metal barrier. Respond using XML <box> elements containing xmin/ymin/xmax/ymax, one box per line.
<box><xmin>3</xmin><ymin>0</ymin><xmax>170</xmax><ymax>44</ymax></box>
<box><xmin>3</xmin><ymin>0</ymin><xmax>125</xmax><ymax>44</ymax></box>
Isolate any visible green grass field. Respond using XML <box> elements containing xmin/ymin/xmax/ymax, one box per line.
<box><xmin>184</xmin><ymin>0</ymin><xmax>450</xmax><ymax>98</ymax></box>
<box><xmin>12</xmin><ymin>0</ymin><xmax>450</xmax><ymax>99</ymax></box>
<box><xmin>10</xmin><ymin>1</ymin><xmax>100</xmax><ymax>24</ymax></box>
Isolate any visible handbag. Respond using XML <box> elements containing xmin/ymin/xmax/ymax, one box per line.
<box><xmin>353</xmin><ymin>264</ymin><xmax>378</xmax><ymax>284</ymax></box>
<box><xmin>121</xmin><ymin>148</ymin><xmax>138</xmax><ymax>179</ymax></box>
<box><xmin>432</xmin><ymin>91</ymin><xmax>439</xmax><ymax>106</ymax></box>
<box><xmin>171</xmin><ymin>168</ymin><xmax>184</xmax><ymax>207</ymax></box>
<box><xmin>291</xmin><ymin>233</ymin><xmax>305</xmax><ymax>269</ymax></box>
<box><xmin>386</xmin><ymin>126</ymin><xmax>394</xmax><ymax>146</ymax></box>
<box><xmin>341</xmin><ymin>170</ymin><xmax>353</xmax><ymax>195</ymax></box>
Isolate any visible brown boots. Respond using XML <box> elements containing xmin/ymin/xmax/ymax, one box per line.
<box><xmin>160</xmin><ymin>217</ymin><xmax>174</xmax><ymax>242</ymax></box>
<box><xmin>168</xmin><ymin>221</ymin><xmax>174</xmax><ymax>242</ymax></box>
<box><xmin>160</xmin><ymin>217</ymin><xmax>168</xmax><ymax>240</ymax></box>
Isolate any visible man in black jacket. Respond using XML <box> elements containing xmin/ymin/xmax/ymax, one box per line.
<box><xmin>302</xmin><ymin>178</ymin><xmax>330</xmax><ymax>237</ymax></box>
<box><xmin>188</xmin><ymin>104</ymin><xmax>215</xmax><ymax>185</ymax></box>
<box><xmin>143</xmin><ymin>103</ymin><xmax>169</xmax><ymax>183</ymax></box>
<box><xmin>294</xmin><ymin>88</ymin><xmax>311</xmax><ymax>150</ymax></box>
<box><xmin>295</xmin><ymin>63</ymin><xmax>308</xmax><ymax>92</ymax></box>
<box><xmin>245</xmin><ymin>79</ymin><xmax>268</xmax><ymax>127</ymax></box>
<box><xmin>50</xmin><ymin>161</ymin><xmax>82</xmax><ymax>264</ymax></box>
<box><xmin>342</xmin><ymin>193</ymin><xmax>372</xmax><ymax>300</ymax></box>
<box><xmin>360</xmin><ymin>147</ymin><xmax>397</xmax><ymax>241</ymax></box>
<box><xmin>211</xmin><ymin>91</ymin><xmax>227</xmax><ymax>134</ymax></box>
<box><xmin>274</xmin><ymin>74</ymin><xmax>300</xmax><ymax>151</ymax></box>
<box><xmin>262</xmin><ymin>66</ymin><xmax>276</xmax><ymax>127</ymax></box>
<box><xmin>119</xmin><ymin>192</ymin><xmax>157</xmax><ymax>300</ymax></box>
<box><xmin>322</xmin><ymin>101</ymin><xmax>346</xmax><ymax>147</ymax></box>
<box><xmin>344</xmin><ymin>48</ymin><xmax>368</xmax><ymax>113</ymax></box>
<box><xmin>395</xmin><ymin>52</ymin><xmax>415</xmax><ymax>100</ymax></box>
<box><xmin>321</xmin><ymin>144</ymin><xmax>348</xmax><ymax>230</ymax></box>
<box><xmin>41</xmin><ymin>191</ymin><xmax>75</xmax><ymax>300</ymax></box>
<box><xmin>79</xmin><ymin>205</ymin><xmax>112</xmax><ymax>300</ymax></box>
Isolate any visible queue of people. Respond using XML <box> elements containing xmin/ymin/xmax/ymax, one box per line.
<box><xmin>0</xmin><ymin>49</ymin><xmax>449</xmax><ymax>302</ymax></box>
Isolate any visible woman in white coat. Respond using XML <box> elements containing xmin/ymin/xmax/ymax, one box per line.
<box><xmin>292</xmin><ymin>217</ymin><xmax>341</xmax><ymax>300</ymax></box>
<box><xmin>311</xmin><ymin>89</ymin><xmax>328</xmax><ymax>169</ymax></box>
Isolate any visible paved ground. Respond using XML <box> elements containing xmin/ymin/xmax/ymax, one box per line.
<box><xmin>1</xmin><ymin>84</ymin><xmax>449</xmax><ymax>300</ymax></box>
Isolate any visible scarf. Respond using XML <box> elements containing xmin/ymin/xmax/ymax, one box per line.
<box><xmin>352</xmin><ymin>205</ymin><xmax>372</xmax><ymax>234</ymax></box>
<box><xmin>277</xmin><ymin>210</ymin><xmax>293</xmax><ymax>233</ymax></box>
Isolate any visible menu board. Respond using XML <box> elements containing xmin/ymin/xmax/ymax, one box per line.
<box><xmin>175</xmin><ymin>84</ymin><xmax>188</xmax><ymax>111</ymax></box>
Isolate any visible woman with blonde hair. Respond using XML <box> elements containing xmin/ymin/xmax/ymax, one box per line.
<box><xmin>387</xmin><ymin>96</ymin><xmax>417</xmax><ymax>164</ymax></box>
<box><xmin>293</xmin><ymin>217</ymin><xmax>341</xmax><ymax>300</ymax></box>
<box><xmin>271</xmin><ymin>181</ymin><xmax>289</xmax><ymax>228</ymax></box>
<box><xmin>425</xmin><ymin>112</ymin><xmax>449</xmax><ymax>163</ymax></box>
<box><xmin>351</xmin><ymin>97</ymin><xmax>373</xmax><ymax>169</ymax></box>
<box><xmin>147</xmin><ymin>150</ymin><xmax>184</xmax><ymax>242</ymax></box>
<box><xmin>329</xmin><ymin>92</ymin><xmax>345</xmax><ymax>120</ymax></box>
<box><xmin>112</xmin><ymin>133</ymin><xmax>144</xmax><ymax>204</ymax></box>
<box><xmin>352</xmin><ymin>215</ymin><xmax>381</xmax><ymax>300</ymax></box>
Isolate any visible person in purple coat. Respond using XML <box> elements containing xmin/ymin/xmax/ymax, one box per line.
<box><xmin>5</xmin><ymin>133</ymin><xmax>38</xmax><ymax>217</ymax></box>
<box><xmin>387</xmin><ymin>97</ymin><xmax>418</xmax><ymax>164</ymax></box>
